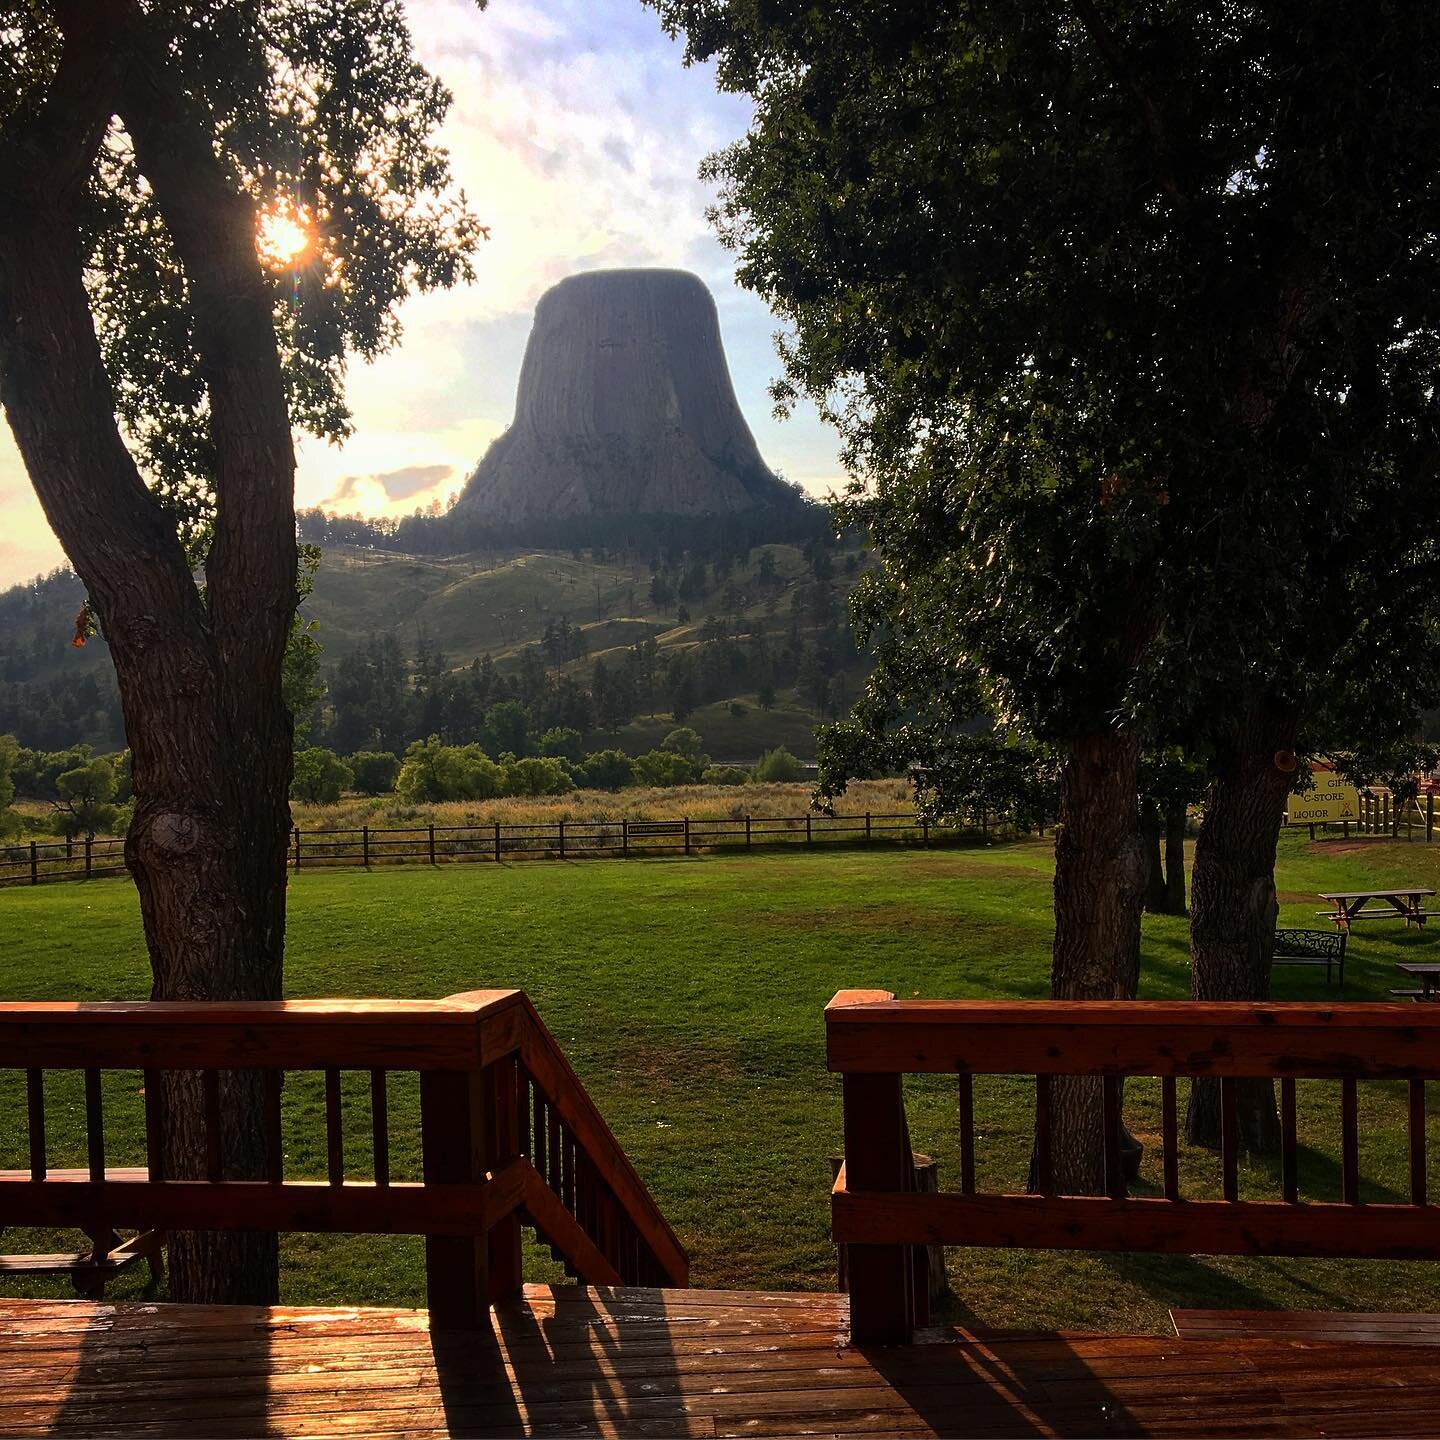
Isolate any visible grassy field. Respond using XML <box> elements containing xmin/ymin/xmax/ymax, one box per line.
<box><xmin>2</xmin><ymin>828</ymin><xmax>1439</xmax><ymax>1331</ymax></box>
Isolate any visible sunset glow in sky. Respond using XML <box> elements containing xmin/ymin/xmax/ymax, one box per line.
<box><xmin>0</xmin><ymin>0</ymin><xmax>842</xmax><ymax>585</ymax></box>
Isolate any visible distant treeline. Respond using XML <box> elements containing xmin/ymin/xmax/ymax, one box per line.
<box><xmin>295</xmin><ymin>496</ymin><xmax>832</xmax><ymax>561</ymax></box>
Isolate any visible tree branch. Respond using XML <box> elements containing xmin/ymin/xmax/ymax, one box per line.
<box><xmin>1071</xmin><ymin>0</ymin><xmax>1190</xmax><ymax>212</ymax></box>
<box><xmin>112</xmin><ymin>9</ymin><xmax>297</xmax><ymax>674</ymax></box>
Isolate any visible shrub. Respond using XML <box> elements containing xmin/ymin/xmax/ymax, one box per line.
<box><xmin>291</xmin><ymin>747</ymin><xmax>354</xmax><ymax>805</ymax></box>
<box><xmin>396</xmin><ymin>737</ymin><xmax>503</xmax><ymax>802</ymax></box>
<box><xmin>753</xmin><ymin>746</ymin><xmax>804</xmax><ymax>783</ymax></box>
<box><xmin>579</xmin><ymin>749</ymin><xmax>635</xmax><ymax>791</ymax></box>
<box><xmin>503</xmin><ymin>756</ymin><xmax>574</xmax><ymax>796</ymax></box>
<box><xmin>348</xmin><ymin>751</ymin><xmax>400</xmax><ymax>795</ymax></box>
<box><xmin>538</xmin><ymin>727</ymin><xmax>585</xmax><ymax>763</ymax></box>
<box><xmin>703</xmin><ymin>765</ymin><xmax>748</xmax><ymax>786</ymax></box>
<box><xmin>632</xmin><ymin>749</ymin><xmax>697</xmax><ymax>787</ymax></box>
<box><xmin>661</xmin><ymin>727</ymin><xmax>705</xmax><ymax>762</ymax></box>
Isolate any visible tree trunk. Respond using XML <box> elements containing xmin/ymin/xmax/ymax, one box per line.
<box><xmin>1186</xmin><ymin>703</ymin><xmax>1298</xmax><ymax>1154</ymax></box>
<box><xmin>1041</xmin><ymin>730</ymin><xmax>1146</xmax><ymax>1194</ymax></box>
<box><xmin>1164</xmin><ymin>797</ymin><xmax>1188</xmax><ymax>915</ymax></box>
<box><xmin>1140</xmin><ymin>798</ymin><xmax>1166</xmax><ymax>913</ymax></box>
<box><xmin>0</xmin><ymin>8</ymin><xmax>296</xmax><ymax>1303</ymax></box>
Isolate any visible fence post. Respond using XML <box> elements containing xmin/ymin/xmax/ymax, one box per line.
<box><xmin>921</xmin><ymin>815</ymin><xmax>929</xmax><ymax>846</ymax></box>
<box><xmin>745</xmin><ymin>814</ymin><xmax>752</xmax><ymax>851</ymax></box>
<box><xmin>420</xmin><ymin>1068</ymin><xmax>490</xmax><ymax>1330</ymax></box>
<box><xmin>683</xmin><ymin>817</ymin><xmax>691</xmax><ymax>856</ymax></box>
<box><xmin>292</xmin><ymin>827</ymin><xmax>301</xmax><ymax>870</ymax></box>
<box><xmin>65</xmin><ymin>835</ymin><xmax>72</xmax><ymax>861</ymax></box>
<box><xmin>84</xmin><ymin>835</ymin><xmax>92</xmax><ymax>879</ymax></box>
<box><xmin>865</xmin><ymin>812</ymin><xmax>872</xmax><ymax>842</ymax></box>
<box><xmin>30</xmin><ymin>841</ymin><xmax>37</xmax><ymax>886</ymax></box>
<box><xmin>1429</xmin><ymin>793</ymin><xmax>1435</xmax><ymax>845</ymax></box>
<box><xmin>494</xmin><ymin>821</ymin><xmax>502</xmax><ymax>863</ymax></box>
<box><xmin>558</xmin><ymin>820</ymin><xmax>566</xmax><ymax>861</ymax></box>
<box><xmin>362</xmin><ymin>826</ymin><xmax>370</xmax><ymax>868</ymax></box>
<box><xmin>842</xmin><ymin>1067</ymin><xmax>915</xmax><ymax>1344</ymax></box>
<box><xmin>427</xmin><ymin>824</ymin><xmax>437</xmax><ymax>866</ymax></box>
<box><xmin>622</xmin><ymin>817</ymin><xmax>629</xmax><ymax>858</ymax></box>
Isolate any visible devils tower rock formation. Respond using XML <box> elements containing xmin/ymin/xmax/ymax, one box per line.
<box><xmin>456</xmin><ymin>269</ymin><xmax>795</xmax><ymax>522</ymax></box>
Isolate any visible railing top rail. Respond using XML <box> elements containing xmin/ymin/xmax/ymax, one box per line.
<box><xmin>826</xmin><ymin>991</ymin><xmax>1440</xmax><ymax>1078</ymax></box>
<box><xmin>0</xmin><ymin>990</ymin><xmax>524</xmax><ymax>1070</ymax></box>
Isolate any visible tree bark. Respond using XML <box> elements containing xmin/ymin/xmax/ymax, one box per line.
<box><xmin>1041</xmin><ymin>730</ymin><xmax>1146</xmax><ymax>1194</ymax></box>
<box><xmin>1186</xmin><ymin>703</ymin><xmax>1298</xmax><ymax>1154</ymax></box>
<box><xmin>1164</xmin><ymin>797</ymin><xmax>1188</xmax><ymax>915</ymax></box>
<box><xmin>0</xmin><ymin>6</ymin><xmax>296</xmax><ymax>1303</ymax></box>
<box><xmin>1140</xmin><ymin>797</ymin><xmax>1167</xmax><ymax>913</ymax></box>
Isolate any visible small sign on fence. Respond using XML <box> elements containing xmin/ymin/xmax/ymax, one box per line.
<box><xmin>626</xmin><ymin>821</ymin><xmax>686</xmax><ymax>837</ymax></box>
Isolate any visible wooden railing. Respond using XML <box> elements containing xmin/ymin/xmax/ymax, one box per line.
<box><xmin>0</xmin><ymin>989</ymin><xmax>687</xmax><ymax>1326</ymax></box>
<box><xmin>828</xmin><ymin>991</ymin><xmax>1440</xmax><ymax>1343</ymax></box>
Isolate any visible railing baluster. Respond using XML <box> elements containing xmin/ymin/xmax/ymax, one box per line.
<box><xmin>548</xmin><ymin>1105</ymin><xmax>562</xmax><ymax>1197</ymax></box>
<box><xmin>1102</xmin><ymin>1075</ymin><xmax>1124</xmax><ymax>1198</ymax></box>
<box><xmin>84</xmin><ymin>1068</ymin><xmax>104</xmax><ymax>1183</ymax></box>
<box><xmin>326</xmin><ymin>1068</ymin><xmax>344</xmax><ymax>1186</ymax></box>
<box><xmin>1034</xmin><ymin>1074</ymin><xmax>1054</xmax><ymax>1195</ymax></box>
<box><xmin>26</xmin><ymin>1068</ymin><xmax>45</xmax><ymax>1182</ymax></box>
<box><xmin>261</xmin><ymin>1069</ymin><xmax>283</xmax><ymax>1183</ymax></box>
<box><xmin>533</xmin><ymin>1088</ymin><xmax>547</xmax><ymax>1180</ymax></box>
<box><xmin>1161</xmin><ymin>1075</ymin><xmax>1178</xmax><ymax>1201</ymax></box>
<box><xmin>1410</xmin><ymin>1079</ymin><xmax>1427</xmax><ymax>1206</ymax></box>
<box><xmin>371</xmin><ymin>1069</ymin><xmax>389</xmax><ymax>1187</ymax></box>
<box><xmin>203</xmin><ymin>1070</ymin><xmax>223</xmax><ymax>1182</ymax></box>
<box><xmin>1281</xmin><ymin>1077</ymin><xmax>1298</xmax><ymax>1203</ymax></box>
<box><xmin>143</xmin><ymin>1069</ymin><xmax>165</xmax><ymax>1182</ymax></box>
<box><xmin>1342</xmin><ymin>1076</ymin><xmax>1359</xmax><ymax>1205</ymax></box>
<box><xmin>1220</xmin><ymin>1077</ymin><xmax>1238</xmax><ymax>1202</ymax></box>
<box><xmin>957</xmin><ymin>1072</ymin><xmax>975</xmax><ymax>1195</ymax></box>
<box><xmin>518</xmin><ymin>1071</ymin><xmax>531</xmax><ymax>1160</ymax></box>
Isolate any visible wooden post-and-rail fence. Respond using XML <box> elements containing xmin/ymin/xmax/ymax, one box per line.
<box><xmin>828</xmin><ymin>992</ymin><xmax>1440</xmax><ymax>1343</ymax></box>
<box><xmin>0</xmin><ymin>990</ymin><xmax>687</xmax><ymax>1326</ymax></box>
<box><xmin>0</xmin><ymin>809</ymin><xmax>1024</xmax><ymax>890</ymax></box>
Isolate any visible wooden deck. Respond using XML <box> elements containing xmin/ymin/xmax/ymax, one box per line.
<box><xmin>4</xmin><ymin>1286</ymin><xmax>1440</xmax><ymax>1438</ymax></box>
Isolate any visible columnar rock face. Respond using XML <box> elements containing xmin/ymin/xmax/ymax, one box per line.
<box><xmin>456</xmin><ymin>269</ymin><xmax>793</xmax><ymax>521</ymax></box>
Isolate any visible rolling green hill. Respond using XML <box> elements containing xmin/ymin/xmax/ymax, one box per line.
<box><xmin>1</xmin><ymin>538</ymin><xmax>870</xmax><ymax>760</ymax></box>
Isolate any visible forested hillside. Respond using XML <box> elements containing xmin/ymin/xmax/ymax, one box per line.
<box><xmin>1</xmin><ymin>535</ymin><xmax>870</xmax><ymax>761</ymax></box>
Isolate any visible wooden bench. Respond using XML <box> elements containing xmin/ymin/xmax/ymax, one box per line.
<box><xmin>1273</xmin><ymin>927</ymin><xmax>1346</xmax><ymax>987</ymax></box>
<box><xmin>828</xmin><ymin>992</ymin><xmax>1440</xmax><ymax>1343</ymax></box>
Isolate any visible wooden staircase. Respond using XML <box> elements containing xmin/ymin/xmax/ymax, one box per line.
<box><xmin>0</xmin><ymin>989</ymin><xmax>686</xmax><ymax>1322</ymax></box>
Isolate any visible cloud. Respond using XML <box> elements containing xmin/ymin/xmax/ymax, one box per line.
<box><xmin>323</xmin><ymin>463</ymin><xmax>456</xmax><ymax>509</ymax></box>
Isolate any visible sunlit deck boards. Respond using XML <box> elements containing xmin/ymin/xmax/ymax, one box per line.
<box><xmin>4</xmin><ymin>1285</ymin><xmax>1440</xmax><ymax>1438</ymax></box>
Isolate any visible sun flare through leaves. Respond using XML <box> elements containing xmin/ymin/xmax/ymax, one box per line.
<box><xmin>256</xmin><ymin>198</ymin><xmax>312</xmax><ymax>270</ymax></box>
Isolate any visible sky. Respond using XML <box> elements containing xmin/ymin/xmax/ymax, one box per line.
<box><xmin>0</xmin><ymin>0</ymin><xmax>844</xmax><ymax>587</ymax></box>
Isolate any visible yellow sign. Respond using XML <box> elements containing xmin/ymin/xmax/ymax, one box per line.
<box><xmin>1289</xmin><ymin>766</ymin><xmax>1359</xmax><ymax>825</ymax></box>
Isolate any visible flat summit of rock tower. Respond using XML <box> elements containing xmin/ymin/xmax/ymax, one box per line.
<box><xmin>455</xmin><ymin>269</ymin><xmax>795</xmax><ymax>522</ymax></box>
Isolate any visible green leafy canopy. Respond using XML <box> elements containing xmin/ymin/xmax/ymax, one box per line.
<box><xmin>3</xmin><ymin>0</ymin><xmax>486</xmax><ymax>553</ymax></box>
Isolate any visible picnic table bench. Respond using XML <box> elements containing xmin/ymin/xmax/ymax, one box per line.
<box><xmin>1317</xmin><ymin>887</ymin><xmax>1437</xmax><ymax>930</ymax></box>
<box><xmin>1392</xmin><ymin>961</ymin><xmax>1440</xmax><ymax>1002</ymax></box>
<box><xmin>0</xmin><ymin>1165</ymin><xmax>162</xmax><ymax>1296</ymax></box>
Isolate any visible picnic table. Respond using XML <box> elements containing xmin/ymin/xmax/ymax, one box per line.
<box><xmin>1317</xmin><ymin>887</ymin><xmax>1436</xmax><ymax>930</ymax></box>
<box><xmin>1393</xmin><ymin>961</ymin><xmax>1440</xmax><ymax>1002</ymax></box>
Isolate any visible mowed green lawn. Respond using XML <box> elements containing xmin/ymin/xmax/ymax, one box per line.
<box><xmin>2</xmin><ymin>829</ymin><xmax>1439</xmax><ymax>1331</ymax></box>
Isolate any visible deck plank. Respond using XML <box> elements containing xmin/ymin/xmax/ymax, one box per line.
<box><xmin>1</xmin><ymin>1291</ymin><xmax>1438</xmax><ymax>1438</ymax></box>
<box><xmin>1171</xmin><ymin>1308</ymin><xmax>1440</xmax><ymax>1344</ymax></box>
